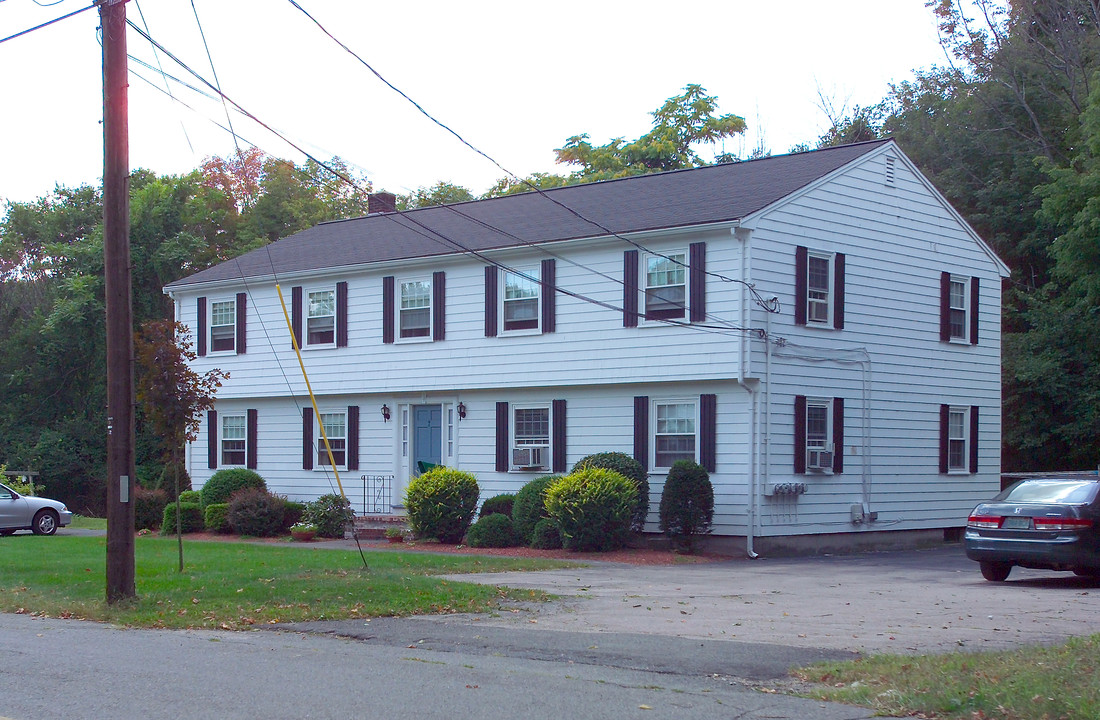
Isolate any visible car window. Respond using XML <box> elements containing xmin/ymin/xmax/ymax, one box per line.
<box><xmin>998</xmin><ymin>480</ymin><xmax>1100</xmax><ymax>504</ymax></box>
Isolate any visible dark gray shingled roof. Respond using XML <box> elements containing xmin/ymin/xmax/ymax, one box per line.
<box><xmin>165</xmin><ymin>139</ymin><xmax>891</xmax><ymax>289</ymax></box>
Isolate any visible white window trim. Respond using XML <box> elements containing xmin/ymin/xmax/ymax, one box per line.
<box><xmin>500</xmin><ymin>267</ymin><xmax>541</xmax><ymax>335</ymax></box>
<box><xmin>805</xmin><ymin>252</ymin><xmax>833</xmax><ymax>327</ymax></box>
<box><xmin>651</xmin><ymin>398</ymin><xmax>698</xmax><ymax>472</ymax></box>
<box><xmin>304</xmin><ymin>286</ymin><xmax>337</xmax><ymax>349</ymax></box>
<box><xmin>510</xmin><ymin>403</ymin><xmax>552</xmax><ymax>472</ymax></box>
<box><xmin>396</xmin><ymin>276</ymin><xmax>433</xmax><ymax>343</ymax></box>
<box><xmin>208</xmin><ymin>296</ymin><xmax>237</xmax><ymax>355</ymax></box>
<box><xmin>315</xmin><ymin>409</ymin><xmax>348</xmax><ymax>471</ymax></box>
<box><xmin>640</xmin><ymin>250</ymin><xmax>688</xmax><ymax>325</ymax></box>
<box><xmin>947</xmin><ymin>275</ymin><xmax>971</xmax><ymax>344</ymax></box>
<box><xmin>947</xmin><ymin>405</ymin><xmax>970</xmax><ymax>473</ymax></box>
<box><xmin>804</xmin><ymin>398</ymin><xmax>835</xmax><ymax>473</ymax></box>
<box><xmin>220</xmin><ymin>413</ymin><xmax>247</xmax><ymax>467</ymax></box>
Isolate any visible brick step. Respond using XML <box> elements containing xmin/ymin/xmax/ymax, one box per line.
<box><xmin>353</xmin><ymin>514</ymin><xmax>408</xmax><ymax>540</ymax></box>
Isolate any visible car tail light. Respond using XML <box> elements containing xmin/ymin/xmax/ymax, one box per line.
<box><xmin>967</xmin><ymin>514</ymin><xmax>1002</xmax><ymax>529</ymax></box>
<box><xmin>1032</xmin><ymin>518</ymin><xmax>1093</xmax><ymax>531</ymax></box>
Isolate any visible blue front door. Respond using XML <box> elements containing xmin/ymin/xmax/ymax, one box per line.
<box><xmin>412</xmin><ymin>405</ymin><xmax>442</xmax><ymax>474</ymax></box>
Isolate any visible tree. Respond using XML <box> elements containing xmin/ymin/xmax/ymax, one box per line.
<box><xmin>399</xmin><ymin>181</ymin><xmax>475</xmax><ymax>210</ymax></box>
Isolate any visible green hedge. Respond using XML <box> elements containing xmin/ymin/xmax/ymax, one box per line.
<box><xmin>161</xmin><ymin>502</ymin><xmax>204</xmax><ymax>534</ymax></box>
<box><xmin>572</xmin><ymin>452</ymin><xmax>649</xmax><ymax>532</ymax></box>
<box><xmin>204</xmin><ymin>503</ymin><xmax>231</xmax><ymax>534</ymax></box>
<box><xmin>404</xmin><ymin>467</ymin><xmax>479</xmax><ymax>544</ymax></box>
<box><xmin>512</xmin><ymin>476</ymin><xmax>558</xmax><ymax>545</ymax></box>
<box><xmin>201</xmin><ymin>468</ymin><xmax>266</xmax><ymax>506</ymax></box>
<box><xmin>658</xmin><ymin>460</ymin><xmax>714</xmax><ymax>552</ymax></box>
<box><xmin>545</xmin><ymin>467</ymin><xmax>637</xmax><ymax>552</ymax></box>
<box><xmin>465</xmin><ymin>513</ymin><xmax>518</xmax><ymax>548</ymax></box>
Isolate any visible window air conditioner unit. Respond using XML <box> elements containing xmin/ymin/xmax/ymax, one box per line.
<box><xmin>806</xmin><ymin>449</ymin><xmax>833</xmax><ymax>471</ymax></box>
<box><xmin>512</xmin><ymin>446</ymin><xmax>548</xmax><ymax>469</ymax></box>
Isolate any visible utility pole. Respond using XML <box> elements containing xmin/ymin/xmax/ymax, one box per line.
<box><xmin>100</xmin><ymin>0</ymin><xmax>135</xmax><ymax>603</ymax></box>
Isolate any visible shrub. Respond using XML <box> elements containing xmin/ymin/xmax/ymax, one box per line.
<box><xmin>134</xmin><ymin>486</ymin><xmax>168</xmax><ymax>531</ymax></box>
<box><xmin>465</xmin><ymin>513</ymin><xmax>518</xmax><ymax>548</ymax></box>
<box><xmin>204</xmin><ymin>503</ymin><xmax>231</xmax><ymax>534</ymax></box>
<box><xmin>530</xmin><ymin>518</ymin><xmax>562</xmax><ymax>550</ymax></box>
<box><xmin>479</xmin><ymin>493</ymin><xmax>516</xmax><ymax>519</ymax></box>
<box><xmin>513</xmin><ymin>476</ymin><xmax>558</xmax><ymax>545</ymax></box>
<box><xmin>303</xmin><ymin>494</ymin><xmax>354</xmax><ymax>539</ymax></box>
<box><xmin>658</xmin><ymin>460</ymin><xmax>714</xmax><ymax>552</ymax></box>
<box><xmin>161</xmin><ymin>502</ymin><xmax>204</xmax><ymax>534</ymax></box>
<box><xmin>572</xmin><ymin>452</ymin><xmax>649</xmax><ymax>532</ymax></box>
<box><xmin>404</xmin><ymin>467</ymin><xmax>479</xmax><ymax>544</ymax></box>
<box><xmin>178</xmin><ymin>490</ymin><xmax>202</xmax><ymax>505</ymax></box>
<box><xmin>158</xmin><ymin>460</ymin><xmax>191</xmax><ymax>499</ymax></box>
<box><xmin>282</xmin><ymin>501</ymin><xmax>307</xmax><ymax>531</ymax></box>
<box><xmin>3</xmin><ymin>475</ymin><xmax>42</xmax><ymax>496</ymax></box>
<box><xmin>201</xmin><ymin>468</ymin><xmax>266</xmax><ymax>506</ymax></box>
<box><xmin>545</xmin><ymin>467</ymin><xmax>637</xmax><ymax>552</ymax></box>
<box><xmin>226</xmin><ymin>488</ymin><xmax>286</xmax><ymax>537</ymax></box>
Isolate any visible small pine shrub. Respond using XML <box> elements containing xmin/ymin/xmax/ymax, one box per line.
<box><xmin>659</xmin><ymin>460</ymin><xmax>714</xmax><ymax>552</ymax></box>
<box><xmin>303</xmin><ymin>494</ymin><xmax>354</xmax><ymax>539</ymax></box>
<box><xmin>479</xmin><ymin>493</ymin><xmax>516</xmax><ymax>519</ymax></box>
<box><xmin>572</xmin><ymin>452</ymin><xmax>649</xmax><ymax>532</ymax></box>
<box><xmin>134</xmin><ymin>486</ymin><xmax>168</xmax><ymax>531</ymax></box>
<box><xmin>204</xmin><ymin>503</ymin><xmax>231</xmax><ymax>534</ymax></box>
<box><xmin>530</xmin><ymin>518</ymin><xmax>562</xmax><ymax>550</ymax></box>
<box><xmin>157</xmin><ymin>460</ymin><xmax>191</xmax><ymax>500</ymax></box>
<box><xmin>513</xmin><ymin>476</ymin><xmax>558</xmax><ymax>545</ymax></box>
<box><xmin>226</xmin><ymin>488</ymin><xmax>286</xmax><ymax>537</ymax></box>
<box><xmin>465</xmin><ymin>513</ymin><xmax>518</xmax><ymax>548</ymax></box>
<box><xmin>201</xmin><ymin>468</ymin><xmax>266</xmax><ymax>506</ymax></box>
<box><xmin>404</xmin><ymin>467</ymin><xmax>479</xmax><ymax>544</ymax></box>
<box><xmin>282</xmin><ymin>501</ymin><xmax>307</xmax><ymax>531</ymax></box>
<box><xmin>545</xmin><ymin>467</ymin><xmax>637</xmax><ymax>552</ymax></box>
<box><xmin>161</xmin><ymin>502</ymin><xmax>204</xmax><ymax>534</ymax></box>
<box><xmin>178</xmin><ymin>490</ymin><xmax>202</xmax><ymax>505</ymax></box>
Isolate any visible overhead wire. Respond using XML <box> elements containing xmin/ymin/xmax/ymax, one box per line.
<box><xmin>133</xmin><ymin>0</ymin><xmax>194</xmax><ymax>153</ymax></box>
<box><xmin>187</xmin><ymin>0</ymin><xmax>243</xmax><ymax>160</ymax></box>
<box><xmin>0</xmin><ymin>1</ymin><xmax>95</xmax><ymax>45</ymax></box>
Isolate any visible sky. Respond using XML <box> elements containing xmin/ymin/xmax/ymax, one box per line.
<box><xmin>0</xmin><ymin>0</ymin><xmax>949</xmax><ymax>206</ymax></box>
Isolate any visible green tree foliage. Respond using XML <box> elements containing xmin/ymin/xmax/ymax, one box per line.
<box><xmin>399</xmin><ymin>181</ymin><xmax>475</xmax><ymax>209</ymax></box>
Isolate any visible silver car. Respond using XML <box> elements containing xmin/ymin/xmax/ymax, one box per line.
<box><xmin>0</xmin><ymin>482</ymin><xmax>73</xmax><ymax>535</ymax></box>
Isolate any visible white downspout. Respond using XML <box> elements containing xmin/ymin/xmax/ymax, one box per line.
<box><xmin>734</xmin><ymin>227</ymin><xmax>759</xmax><ymax>559</ymax></box>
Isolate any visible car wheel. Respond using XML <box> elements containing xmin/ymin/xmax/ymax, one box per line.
<box><xmin>31</xmin><ymin>510</ymin><xmax>58</xmax><ymax>536</ymax></box>
<box><xmin>980</xmin><ymin>561</ymin><xmax>1012</xmax><ymax>582</ymax></box>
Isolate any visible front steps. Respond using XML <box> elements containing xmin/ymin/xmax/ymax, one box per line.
<box><xmin>351</xmin><ymin>514</ymin><xmax>408</xmax><ymax>540</ymax></box>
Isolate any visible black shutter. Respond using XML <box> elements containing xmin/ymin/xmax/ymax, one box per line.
<box><xmin>623</xmin><ymin>250</ymin><xmax>639</xmax><ymax>328</ymax></box>
<box><xmin>833</xmin><ymin>254</ymin><xmax>845</xmax><ymax>330</ymax></box>
<box><xmin>633</xmin><ymin>396</ymin><xmax>649</xmax><ymax>471</ymax></box>
<box><xmin>939</xmin><ymin>272</ymin><xmax>951</xmax><ymax>342</ymax></box>
<box><xmin>832</xmin><ymin>398</ymin><xmax>844</xmax><ymax>474</ymax></box>
<box><xmin>291</xmin><ymin>286</ymin><xmax>303</xmax><ymax>348</ymax></box>
<box><xmin>700</xmin><ymin>393</ymin><xmax>716</xmax><ymax>472</ymax></box>
<box><xmin>197</xmin><ymin>297</ymin><xmax>207</xmax><ymax>356</ymax></box>
<box><xmin>235</xmin><ymin>293</ymin><xmax>247</xmax><ymax>354</ymax></box>
<box><xmin>689</xmin><ymin>242</ymin><xmax>706</xmax><ymax>323</ymax></box>
<box><xmin>794</xmin><ymin>395</ymin><xmax>807</xmax><ymax>474</ymax></box>
<box><xmin>336</xmin><ymin>281</ymin><xmax>349</xmax><ymax>348</ymax></box>
<box><xmin>969</xmin><ymin>405</ymin><xmax>979</xmax><ymax>473</ymax></box>
<box><xmin>246</xmin><ymin>408</ymin><xmax>258</xmax><ymax>470</ymax></box>
<box><xmin>432</xmin><ymin>271</ymin><xmax>446</xmax><ymax>341</ymax></box>
<box><xmin>347</xmin><ymin>405</ymin><xmax>360</xmax><ymax>471</ymax></box>
<box><xmin>484</xmin><ymin>266</ymin><xmax>498</xmax><ymax>337</ymax></box>
<box><xmin>382</xmin><ymin>276</ymin><xmax>395</xmax><ymax>344</ymax></box>
<box><xmin>495</xmin><ymin>402</ymin><xmax>509</xmax><ymax>472</ymax></box>
<box><xmin>794</xmin><ymin>246</ymin><xmax>808</xmax><ymax>326</ymax></box>
<box><xmin>303</xmin><ymin>407</ymin><xmax>314</xmax><ymax>471</ymax></box>
<box><xmin>207</xmin><ymin>410</ymin><xmax>217</xmax><ymax>469</ymax></box>
<box><xmin>939</xmin><ymin>404</ymin><xmax>950</xmax><ymax>473</ymax></box>
<box><xmin>541</xmin><ymin>259</ymin><xmax>556</xmax><ymax>333</ymax></box>
<box><xmin>552</xmin><ymin>399</ymin><xmax>566</xmax><ymax>473</ymax></box>
<box><xmin>970</xmin><ymin>276</ymin><xmax>979</xmax><ymax>345</ymax></box>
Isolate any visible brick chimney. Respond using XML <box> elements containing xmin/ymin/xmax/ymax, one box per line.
<box><xmin>368</xmin><ymin>192</ymin><xmax>397</xmax><ymax>214</ymax></box>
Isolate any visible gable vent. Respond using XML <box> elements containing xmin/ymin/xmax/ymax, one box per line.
<box><xmin>884</xmin><ymin>155</ymin><xmax>897</xmax><ymax>187</ymax></box>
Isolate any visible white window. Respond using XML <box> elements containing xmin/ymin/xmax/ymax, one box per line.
<box><xmin>806</xmin><ymin>254</ymin><xmax>832</xmax><ymax>325</ymax></box>
<box><xmin>399</xmin><ymin>280</ymin><xmax>432</xmax><ymax>339</ymax></box>
<box><xmin>804</xmin><ymin>399</ymin><xmax>834</xmax><ymax>470</ymax></box>
<box><xmin>948</xmin><ymin>276</ymin><xmax>969</xmax><ymax>341</ymax></box>
<box><xmin>221</xmin><ymin>414</ymin><xmax>246</xmax><ymax>466</ymax></box>
<box><xmin>317</xmin><ymin>412</ymin><xmax>346</xmax><ymax>468</ymax></box>
<box><xmin>654</xmin><ymin>401</ymin><xmax>696</xmax><ymax>468</ymax></box>
<box><xmin>512</xmin><ymin>405</ymin><xmax>550</xmax><ymax>470</ymax></box>
<box><xmin>644</xmin><ymin>252</ymin><xmax>686</xmax><ymax>321</ymax></box>
<box><xmin>502</xmin><ymin>268</ymin><xmax>540</xmax><ymax>332</ymax></box>
<box><xmin>209</xmin><ymin>299</ymin><xmax>236</xmax><ymax>352</ymax></box>
<box><xmin>307</xmin><ymin>289</ymin><xmax>336</xmax><ymax>345</ymax></box>
<box><xmin>446</xmin><ymin>407</ymin><xmax>455</xmax><ymax>459</ymax></box>
<box><xmin>401</xmin><ymin>407</ymin><xmax>409</xmax><ymax>458</ymax></box>
<box><xmin>948</xmin><ymin>407</ymin><xmax>968</xmax><ymax>471</ymax></box>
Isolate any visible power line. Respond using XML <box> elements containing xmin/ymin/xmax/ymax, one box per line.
<box><xmin>188</xmin><ymin>0</ymin><xmax>242</xmax><ymax>160</ymax></box>
<box><xmin>0</xmin><ymin>1</ymin><xmax>95</xmax><ymax>45</ymax></box>
<box><xmin>133</xmin><ymin>0</ymin><xmax>194</xmax><ymax>154</ymax></box>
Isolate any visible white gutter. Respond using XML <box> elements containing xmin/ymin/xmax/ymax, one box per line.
<box><xmin>734</xmin><ymin>227</ymin><xmax>759</xmax><ymax>559</ymax></box>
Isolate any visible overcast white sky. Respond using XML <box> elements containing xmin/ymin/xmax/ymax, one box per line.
<box><xmin>0</xmin><ymin>0</ymin><xmax>948</xmax><ymax>205</ymax></box>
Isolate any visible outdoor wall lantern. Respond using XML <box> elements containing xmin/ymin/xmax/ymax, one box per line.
<box><xmin>457</xmin><ymin>402</ymin><xmax>467</xmax><ymax>419</ymax></box>
<box><xmin>381</xmin><ymin>404</ymin><xmax>391</xmax><ymax>422</ymax></box>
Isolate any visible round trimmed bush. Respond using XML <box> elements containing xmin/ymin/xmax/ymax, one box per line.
<box><xmin>178</xmin><ymin>490</ymin><xmax>202</xmax><ymax>505</ymax></box>
<box><xmin>659</xmin><ymin>460</ymin><xmax>714</xmax><ymax>552</ymax></box>
<box><xmin>530</xmin><ymin>518</ymin><xmax>562</xmax><ymax>550</ymax></box>
<box><xmin>204</xmin><ymin>503</ymin><xmax>231</xmax><ymax>533</ymax></box>
<box><xmin>465</xmin><ymin>513</ymin><xmax>518</xmax><ymax>548</ymax></box>
<box><xmin>134</xmin><ymin>486</ymin><xmax>168</xmax><ymax>531</ymax></box>
<box><xmin>572</xmin><ymin>452</ymin><xmax>649</xmax><ymax>532</ymax></box>
<box><xmin>226</xmin><ymin>488</ymin><xmax>286</xmax><ymax>537</ymax></box>
<box><xmin>161</xmin><ymin>502</ymin><xmax>204</xmax><ymax>534</ymax></box>
<box><xmin>479</xmin><ymin>493</ymin><xmax>516</xmax><ymax>519</ymax></box>
<box><xmin>545</xmin><ymin>467</ymin><xmax>637</xmax><ymax>552</ymax></box>
<box><xmin>303</xmin><ymin>494</ymin><xmax>354</xmax><ymax>539</ymax></box>
<box><xmin>201</xmin><ymin>468</ymin><xmax>266</xmax><ymax>506</ymax></box>
<box><xmin>282</xmin><ymin>501</ymin><xmax>307</xmax><ymax>531</ymax></box>
<box><xmin>404</xmin><ymin>467</ymin><xmax>479</xmax><ymax>544</ymax></box>
<box><xmin>513</xmin><ymin>476</ymin><xmax>558</xmax><ymax>545</ymax></box>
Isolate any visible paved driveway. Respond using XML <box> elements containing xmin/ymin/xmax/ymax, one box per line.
<box><xmin>440</xmin><ymin>545</ymin><xmax>1100</xmax><ymax>655</ymax></box>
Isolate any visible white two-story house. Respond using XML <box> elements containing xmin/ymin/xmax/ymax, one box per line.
<box><xmin>164</xmin><ymin>139</ymin><xmax>1010</xmax><ymax>554</ymax></box>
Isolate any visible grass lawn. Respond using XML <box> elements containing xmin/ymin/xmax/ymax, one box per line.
<box><xmin>68</xmin><ymin>515</ymin><xmax>107</xmax><ymax>530</ymax></box>
<box><xmin>0</xmin><ymin>535</ymin><xmax>571</xmax><ymax>629</ymax></box>
<box><xmin>796</xmin><ymin>636</ymin><xmax>1100</xmax><ymax>720</ymax></box>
